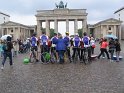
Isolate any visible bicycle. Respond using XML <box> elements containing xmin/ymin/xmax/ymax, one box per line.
<box><xmin>29</xmin><ymin>47</ymin><xmax>37</xmax><ymax>63</ymax></box>
<box><xmin>72</xmin><ymin>47</ymin><xmax>80</xmax><ymax>63</ymax></box>
<box><xmin>83</xmin><ymin>47</ymin><xmax>91</xmax><ymax>65</ymax></box>
<box><xmin>40</xmin><ymin>46</ymin><xmax>57</xmax><ymax>64</ymax></box>
<box><xmin>49</xmin><ymin>47</ymin><xmax>57</xmax><ymax>63</ymax></box>
<box><xmin>64</xmin><ymin>47</ymin><xmax>72</xmax><ymax>63</ymax></box>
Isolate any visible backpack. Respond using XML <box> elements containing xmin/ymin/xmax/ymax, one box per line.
<box><xmin>83</xmin><ymin>36</ymin><xmax>89</xmax><ymax>45</ymax></box>
<box><xmin>3</xmin><ymin>42</ymin><xmax>9</xmax><ymax>51</ymax></box>
<box><xmin>31</xmin><ymin>37</ymin><xmax>36</xmax><ymax>46</ymax></box>
<box><xmin>48</xmin><ymin>40</ymin><xmax>52</xmax><ymax>47</ymax></box>
<box><xmin>74</xmin><ymin>37</ymin><xmax>80</xmax><ymax>47</ymax></box>
<box><xmin>41</xmin><ymin>35</ymin><xmax>48</xmax><ymax>46</ymax></box>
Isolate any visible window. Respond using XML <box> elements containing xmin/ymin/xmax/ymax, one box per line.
<box><xmin>11</xmin><ymin>30</ymin><xmax>13</xmax><ymax>32</ymax></box>
<box><xmin>109</xmin><ymin>27</ymin><xmax>111</xmax><ymax>30</ymax></box>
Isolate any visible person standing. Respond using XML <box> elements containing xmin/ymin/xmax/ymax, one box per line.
<box><xmin>63</xmin><ymin>32</ymin><xmax>72</xmax><ymax>62</ymax></box>
<box><xmin>30</xmin><ymin>32</ymin><xmax>39</xmax><ymax>62</ymax></box>
<box><xmin>115</xmin><ymin>39</ymin><xmax>121</xmax><ymax>62</ymax></box>
<box><xmin>51</xmin><ymin>33</ymin><xmax>58</xmax><ymax>62</ymax></box>
<box><xmin>1</xmin><ymin>36</ymin><xmax>13</xmax><ymax>70</ymax></box>
<box><xmin>82</xmin><ymin>32</ymin><xmax>91</xmax><ymax>60</ymax></box>
<box><xmin>90</xmin><ymin>37</ymin><xmax>95</xmax><ymax>54</ymax></box>
<box><xmin>40</xmin><ymin>31</ymin><xmax>49</xmax><ymax>53</ymax></box>
<box><xmin>72</xmin><ymin>33</ymin><xmax>81</xmax><ymax>61</ymax></box>
<box><xmin>108</xmin><ymin>38</ymin><xmax>115</xmax><ymax>62</ymax></box>
<box><xmin>53</xmin><ymin>33</ymin><xmax>67</xmax><ymax>64</ymax></box>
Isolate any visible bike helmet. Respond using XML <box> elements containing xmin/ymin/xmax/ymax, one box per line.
<box><xmin>65</xmin><ymin>32</ymin><xmax>69</xmax><ymax>35</ymax></box>
<box><xmin>33</xmin><ymin>32</ymin><xmax>37</xmax><ymax>36</ymax></box>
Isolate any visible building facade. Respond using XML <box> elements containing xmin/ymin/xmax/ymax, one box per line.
<box><xmin>93</xmin><ymin>18</ymin><xmax>122</xmax><ymax>40</ymax></box>
<box><xmin>114</xmin><ymin>7</ymin><xmax>124</xmax><ymax>39</ymax></box>
<box><xmin>0</xmin><ymin>12</ymin><xmax>10</xmax><ymax>37</ymax></box>
<box><xmin>36</xmin><ymin>8</ymin><xmax>88</xmax><ymax>36</ymax></box>
<box><xmin>1</xmin><ymin>21</ymin><xmax>35</xmax><ymax>41</ymax></box>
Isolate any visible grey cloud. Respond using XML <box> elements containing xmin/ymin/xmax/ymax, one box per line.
<box><xmin>0</xmin><ymin>0</ymin><xmax>123</xmax><ymax>24</ymax></box>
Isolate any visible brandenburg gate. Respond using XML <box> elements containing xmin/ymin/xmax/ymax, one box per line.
<box><xmin>35</xmin><ymin>1</ymin><xmax>88</xmax><ymax>36</ymax></box>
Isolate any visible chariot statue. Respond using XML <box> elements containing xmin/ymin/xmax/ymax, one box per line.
<box><xmin>55</xmin><ymin>1</ymin><xmax>67</xmax><ymax>9</ymax></box>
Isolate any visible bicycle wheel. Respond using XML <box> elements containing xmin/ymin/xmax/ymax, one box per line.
<box><xmin>30</xmin><ymin>52</ymin><xmax>36</xmax><ymax>63</ymax></box>
<box><xmin>83</xmin><ymin>51</ymin><xmax>89</xmax><ymax>65</ymax></box>
<box><xmin>41</xmin><ymin>52</ymin><xmax>50</xmax><ymax>64</ymax></box>
<box><xmin>73</xmin><ymin>51</ymin><xmax>78</xmax><ymax>63</ymax></box>
<box><xmin>50</xmin><ymin>53</ymin><xmax>56</xmax><ymax>64</ymax></box>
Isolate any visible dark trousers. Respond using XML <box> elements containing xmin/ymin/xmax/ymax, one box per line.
<box><xmin>66</xmin><ymin>47</ymin><xmax>71</xmax><ymax>58</ymax></box>
<box><xmin>80</xmin><ymin>48</ymin><xmax>85</xmax><ymax>60</ymax></box>
<box><xmin>58</xmin><ymin>50</ymin><xmax>65</xmax><ymax>63</ymax></box>
<box><xmin>98</xmin><ymin>48</ymin><xmax>110</xmax><ymax>59</ymax></box>
<box><xmin>91</xmin><ymin>47</ymin><xmax>94</xmax><ymax>54</ymax></box>
<box><xmin>2</xmin><ymin>52</ymin><xmax>13</xmax><ymax>66</ymax></box>
<box><xmin>109</xmin><ymin>48</ymin><xmax>114</xmax><ymax>60</ymax></box>
<box><xmin>41</xmin><ymin>45</ymin><xmax>49</xmax><ymax>53</ymax></box>
<box><xmin>72</xmin><ymin>47</ymin><xmax>80</xmax><ymax>59</ymax></box>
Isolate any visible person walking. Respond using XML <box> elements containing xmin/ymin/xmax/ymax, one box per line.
<box><xmin>98</xmin><ymin>38</ymin><xmax>110</xmax><ymax>59</ymax></box>
<box><xmin>1</xmin><ymin>36</ymin><xmax>13</xmax><ymax>70</ymax></box>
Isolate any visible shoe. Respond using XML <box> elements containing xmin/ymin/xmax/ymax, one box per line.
<box><xmin>1</xmin><ymin>66</ymin><xmax>4</xmax><ymax>70</ymax></box>
<box><xmin>97</xmin><ymin>57</ymin><xmax>100</xmax><ymax>59</ymax></box>
<box><xmin>36</xmin><ymin>59</ymin><xmax>39</xmax><ymax>62</ymax></box>
<box><xmin>102</xmin><ymin>57</ymin><xmax>105</xmax><ymax>58</ymax></box>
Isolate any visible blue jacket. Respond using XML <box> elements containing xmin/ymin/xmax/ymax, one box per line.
<box><xmin>53</xmin><ymin>38</ymin><xmax>67</xmax><ymax>51</ymax></box>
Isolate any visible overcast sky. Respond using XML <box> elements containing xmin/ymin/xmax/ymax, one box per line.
<box><xmin>0</xmin><ymin>0</ymin><xmax>123</xmax><ymax>35</ymax></box>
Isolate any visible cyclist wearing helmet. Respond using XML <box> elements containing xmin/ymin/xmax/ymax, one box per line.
<box><xmin>30</xmin><ymin>32</ymin><xmax>39</xmax><ymax>62</ymax></box>
<box><xmin>40</xmin><ymin>31</ymin><xmax>49</xmax><ymax>53</ymax></box>
<box><xmin>63</xmin><ymin>32</ymin><xmax>72</xmax><ymax>62</ymax></box>
<box><xmin>82</xmin><ymin>32</ymin><xmax>91</xmax><ymax>61</ymax></box>
<box><xmin>72</xmin><ymin>33</ymin><xmax>81</xmax><ymax>61</ymax></box>
<box><xmin>51</xmin><ymin>33</ymin><xmax>58</xmax><ymax>61</ymax></box>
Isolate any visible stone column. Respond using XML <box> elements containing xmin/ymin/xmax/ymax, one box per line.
<box><xmin>106</xmin><ymin>25</ymin><xmax>108</xmax><ymax>34</ymax></box>
<box><xmin>7</xmin><ymin>28</ymin><xmax>9</xmax><ymax>35</ymax></box>
<box><xmin>101</xmin><ymin>25</ymin><xmax>103</xmax><ymax>37</ymax></box>
<box><xmin>37</xmin><ymin>20</ymin><xmax>41</xmax><ymax>37</ymax></box>
<box><xmin>82</xmin><ymin>19</ymin><xmax>87</xmax><ymax>33</ymax></box>
<box><xmin>54</xmin><ymin>19</ymin><xmax>58</xmax><ymax>34</ymax></box>
<box><xmin>13</xmin><ymin>27</ymin><xmax>15</xmax><ymax>40</ymax></box>
<box><xmin>114</xmin><ymin>25</ymin><xmax>116</xmax><ymax>36</ymax></box>
<box><xmin>46</xmin><ymin>20</ymin><xmax>50</xmax><ymax>36</ymax></box>
<box><xmin>66</xmin><ymin>19</ymin><xmax>69</xmax><ymax>32</ymax></box>
<box><xmin>1</xmin><ymin>28</ymin><xmax>4</xmax><ymax>36</ymax></box>
<box><xmin>74</xmin><ymin>19</ymin><xmax>78</xmax><ymax>34</ymax></box>
<box><xmin>119</xmin><ymin>25</ymin><xmax>121</xmax><ymax>40</ymax></box>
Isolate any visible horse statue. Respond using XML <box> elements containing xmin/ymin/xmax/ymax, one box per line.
<box><xmin>55</xmin><ymin>1</ymin><xmax>67</xmax><ymax>9</ymax></box>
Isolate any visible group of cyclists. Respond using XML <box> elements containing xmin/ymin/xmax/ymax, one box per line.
<box><xmin>30</xmin><ymin>31</ymin><xmax>94</xmax><ymax>64</ymax></box>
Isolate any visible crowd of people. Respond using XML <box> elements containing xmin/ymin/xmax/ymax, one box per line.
<box><xmin>29</xmin><ymin>31</ymin><xmax>121</xmax><ymax>64</ymax></box>
<box><xmin>0</xmin><ymin>31</ymin><xmax>122</xmax><ymax>70</ymax></box>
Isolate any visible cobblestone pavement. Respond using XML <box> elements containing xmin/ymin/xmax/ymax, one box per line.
<box><xmin>0</xmin><ymin>42</ymin><xmax>124</xmax><ymax>93</ymax></box>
